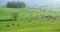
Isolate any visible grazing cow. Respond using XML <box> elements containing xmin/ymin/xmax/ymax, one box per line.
<box><xmin>40</xmin><ymin>16</ymin><xmax>43</xmax><ymax>19</ymax></box>
<box><xmin>47</xmin><ymin>17</ymin><xmax>57</xmax><ymax>20</ymax></box>
<box><xmin>53</xmin><ymin>18</ymin><xmax>56</xmax><ymax>19</ymax></box>
<box><xmin>43</xmin><ymin>16</ymin><xmax>54</xmax><ymax>20</ymax></box>
<box><xmin>49</xmin><ymin>16</ymin><xmax>52</xmax><ymax>18</ymax></box>
<box><xmin>25</xmin><ymin>17</ymin><xmax>32</xmax><ymax>22</ymax></box>
<box><xmin>48</xmin><ymin>18</ymin><xmax>51</xmax><ymax>20</ymax></box>
<box><xmin>44</xmin><ymin>16</ymin><xmax>49</xmax><ymax>18</ymax></box>
<box><xmin>35</xmin><ymin>15</ymin><xmax>44</xmax><ymax>19</ymax></box>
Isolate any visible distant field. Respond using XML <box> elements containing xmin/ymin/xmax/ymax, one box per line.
<box><xmin>0</xmin><ymin>8</ymin><xmax>60</xmax><ymax>32</ymax></box>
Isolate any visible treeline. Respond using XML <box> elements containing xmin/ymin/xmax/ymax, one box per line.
<box><xmin>6</xmin><ymin>1</ymin><xmax>26</xmax><ymax>8</ymax></box>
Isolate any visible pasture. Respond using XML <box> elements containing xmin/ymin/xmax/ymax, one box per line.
<box><xmin>0</xmin><ymin>8</ymin><xmax>60</xmax><ymax>32</ymax></box>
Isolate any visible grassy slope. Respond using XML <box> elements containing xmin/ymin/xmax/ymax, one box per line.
<box><xmin>0</xmin><ymin>8</ymin><xmax>60</xmax><ymax>32</ymax></box>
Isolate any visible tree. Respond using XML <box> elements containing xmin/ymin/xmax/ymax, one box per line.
<box><xmin>6</xmin><ymin>2</ymin><xmax>16</xmax><ymax>8</ymax></box>
<box><xmin>6</xmin><ymin>1</ymin><xmax>26</xmax><ymax>8</ymax></box>
<box><xmin>12</xmin><ymin>12</ymin><xmax>18</xmax><ymax>20</ymax></box>
<box><xmin>16</xmin><ymin>2</ymin><xmax>26</xmax><ymax>8</ymax></box>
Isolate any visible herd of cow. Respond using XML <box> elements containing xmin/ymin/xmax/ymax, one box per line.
<box><xmin>24</xmin><ymin>14</ymin><xmax>57</xmax><ymax>22</ymax></box>
<box><xmin>35</xmin><ymin>15</ymin><xmax>56</xmax><ymax>20</ymax></box>
<box><xmin>20</xmin><ymin>10</ymin><xmax>57</xmax><ymax>22</ymax></box>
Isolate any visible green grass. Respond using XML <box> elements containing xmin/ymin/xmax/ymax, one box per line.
<box><xmin>0</xmin><ymin>8</ymin><xmax>60</xmax><ymax>32</ymax></box>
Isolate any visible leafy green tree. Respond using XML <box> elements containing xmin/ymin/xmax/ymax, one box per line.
<box><xmin>12</xmin><ymin>12</ymin><xmax>18</xmax><ymax>20</ymax></box>
<box><xmin>6</xmin><ymin>1</ymin><xmax>26</xmax><ymax>8</ymax></box>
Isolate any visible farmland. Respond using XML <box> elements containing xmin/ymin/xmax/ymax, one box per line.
<box><xmin>0</xmin><ymin>8</ymin><xmax>60</xmax><ymax>32</ymax></box>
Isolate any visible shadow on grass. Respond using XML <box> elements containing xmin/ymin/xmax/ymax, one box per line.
<box><xmin>52</xmin><ymin>29</ymin><xmax>60</xmax><ymax>32</ymax></box>
<box><xmin>0</xmin><ymin>19</ymin><xmax>15</xmax><ymax>21</ymax></box>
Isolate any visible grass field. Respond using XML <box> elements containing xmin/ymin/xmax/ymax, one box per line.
<box><xmin>0</xmin><ymin>8</ymin><xmax>60</xmax><ymax>32</ymax></box>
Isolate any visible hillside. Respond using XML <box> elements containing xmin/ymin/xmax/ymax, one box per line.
<box><xmin>0</xmin><ymin>8</ymin><xmax>60</xmax><ymax>32</ymax></box>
